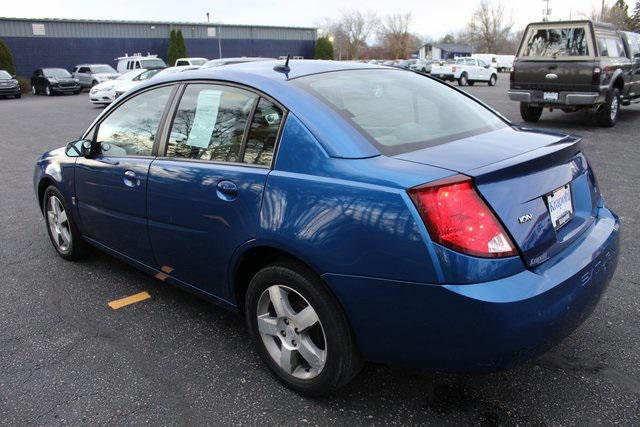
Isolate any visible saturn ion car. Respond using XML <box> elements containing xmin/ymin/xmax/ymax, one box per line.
<box><xmin>34</xmin><ymin>60</ymin><xmax>620</xmax><ymax>396</ymax></box>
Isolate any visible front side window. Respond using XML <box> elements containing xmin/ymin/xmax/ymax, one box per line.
<box><xmin>78</xmin><ymin>67</ymin><xmax>91</xmax><ymax>74</ymax></box>
<box><xmin>166</xmin><ymin>84</ymin><xmax>257</xmax><ymax>163</ymax></box>
<box><xmin>521</xmin><ymin>26</ymin><xmax>590</xmax><ymax>57</ymax></box>
<box><xmin>294</xmin><ymin>69</ymin><xmax>506</xmax><ymax>156</ymax></box>
<box><xmin>96</xmin><ymin>86</ymin><xmax>172</xmax><ymax>156</ymax></box>
<box><xmin>176</xmin><ymin>60</ymin><xmax>188</xmax><ymax>66</ymax></box>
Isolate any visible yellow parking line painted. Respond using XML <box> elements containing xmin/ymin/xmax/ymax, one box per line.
<box><xmin>108</xmin><ymin>291</ymin><xmax>151</xmax><ymax>310</ymax></box>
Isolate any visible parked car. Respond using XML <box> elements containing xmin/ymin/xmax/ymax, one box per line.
<box><xmin>115</xmin><ymin>54</ymin><xmax>166</xmax><ymax>73</ymax></box>
<box><xmin>396</xmin><ymin>59</ymin><xmax>417</xmax><ymax>69</ymax></box>
<box><xmin>89</xmin><ymin>69</ymin><xmax>155</xmax><ymax>106</ymax></box>
<box><xmin>509</xmin><ymin>20</ymin><xmax>640</xmax><ymax>127</ymax></box>
<box><xmin>409</xmin><ymin>59</ymin><xmax>434</xmax><ymax>73</ymax></box>
<box><xmin>202</xmin><ymin>57</ymin><xmax>273</xmax><ymax>68</ymax></box>
<box><xmin>71</xmin><ymin>64</ymin><xmax>119</xmax><ymax>89</ymax></box>
<box><xmin>34</xmin><ymin>60</ymin><xmax>620</xmax><ymax>397</ymax></box>
<box><xmin>0</xmin><ymin>69</ymin><xmax>21</xmax><ymax>99</ymax></box>
<box><xmin>112</xmin><ymin>68</ymin><xmax>164</xmax><ymax>99</ymax></box>
<box><xmin>31</xmin><ymin>68</ymin><xmax>80</xmax><ymax>96</ymax></box>
<box><xmin>381</xmin><ymin>60</ymin><xmax>396</xmax><ymax>66</ymax></box>
<box><xmin>431</xmin><ymin>57</ymin><xmax>498</xmax><ymax>86</ymax></box>
<box><xmin>175</xmin><ymin>57</ymin><xmax>208</xmax><ymax>66</ymax></box>
<box><xmin>496</xmin><ymin>54</ymin><xmax>515</xmax><ymax>72</ymax></box>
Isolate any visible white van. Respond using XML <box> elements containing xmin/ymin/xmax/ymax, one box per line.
<box><xmin>471</xmin><ymin>53</ymin><xmax>498</xmax><ymax>70</ymax></box>
<box><xmin>495</xmin><ymin>55</ymin><xmax>515</xmax><ymax>72</ymax></box>
<box><xmin>115</xmin><ymin>54</ymin><xmax>167</xmax><ymax>73</ymax></box>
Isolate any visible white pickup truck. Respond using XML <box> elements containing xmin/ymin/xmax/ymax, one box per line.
<box><xmin>430</xmin><ymin>57</ymin><xmax>499</xmax><ymax>87</ymax></box>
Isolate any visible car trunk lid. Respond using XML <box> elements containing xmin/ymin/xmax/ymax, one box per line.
<box><xmin>395</xmin><ymin>126</ymin><xmax>601</xmax><ymax>267</ymax></box>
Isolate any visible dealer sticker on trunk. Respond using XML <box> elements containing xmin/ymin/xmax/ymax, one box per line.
<box><xmin>546</xmin><ymin>184</ymin><xmax>574</xmax><ymax>230</ymax></box>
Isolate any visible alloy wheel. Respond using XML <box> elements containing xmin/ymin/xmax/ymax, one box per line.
<box><xmin>610</xmin><ymin>96</ymin><xmax>619</xmax><ymax>121</ymax></box>
<box><xmin>46</xmin><ymin>195</ymin><xmax>71</xmax><ymax>252</ymax></box>
<box><xmin>46</xmin><ymin>86</ymin><xmax>51</xmax><ymax>96</ymax></box>
<box><xmin>31</xmin><ymin>85</ymin><xmax>36</xmax><ymax>95</ymax></box>
<box><xmin>256</xmin><ymin>285</ymin><xmax>327</xmax><ymax>379</ymax></box>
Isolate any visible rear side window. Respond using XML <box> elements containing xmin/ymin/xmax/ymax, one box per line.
<box><xmin>176</xmin><ymin>60</ymin><xmax>188</xmax><ymax>66</ymax></box>
<box><xmin>521</xmin><ymin>26</ymin><xmax>590</xmax><ymax>57</ymax></box>
<box><xmin>244</xmin><ymin>98</ymin><xmax>284</xmax><ymax>166</ymax></box>
<box><xmin>293</xmin><ymin>69</ymin><xmax>506</xmax><ymax>156</ymax></box>
<box><xmin>95</xmin><ymin>86</ymin><xmax>172</xmax><ymax>156</ymax></box>
<box><xmin>598</xmin><ymin>37</ymin><xmax>626</xmax><ymax>57</ymax></box>
<box><xmin>166</xmin><ymin>84</ymin><xmax>257</xmax><ymax>163</ymax></box>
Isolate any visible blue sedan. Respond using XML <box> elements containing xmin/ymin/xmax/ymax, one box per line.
<box><xmin>34</xmin><ymin>60</ymin><xmax>620</xmax><ymax>396</ymax></box>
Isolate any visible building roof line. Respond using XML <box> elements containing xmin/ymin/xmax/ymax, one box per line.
<box><xmin>0</xmin><ymin>16</ymin><xmax>316</xmax><ymax>31</ymax></box>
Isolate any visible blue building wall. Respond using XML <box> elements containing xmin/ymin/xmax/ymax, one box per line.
<box><xmin>2</xmin><ymin>37</ymin><xmax>315</xmax><ymax>76</ymax></box>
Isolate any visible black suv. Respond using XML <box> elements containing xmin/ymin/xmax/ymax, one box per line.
<box><xmin>509</xmin><ymin>20</ymin><xmax>640</xmax><ymax>127</ymax></box>
<box><xmin>31</xmin><ymin>68</ymin><xmax>81</xmax><ymax>96</ymax></box>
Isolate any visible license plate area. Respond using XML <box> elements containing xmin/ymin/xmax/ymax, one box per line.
<box><xmin>543</xmin><ymin>92</ymin><xmax>559</xmax><ymax>101</ymax></box>
<box><xmin>546</xmin><ymin>184</ymin><xmax>574</xmax><ymax>230</ymax></box>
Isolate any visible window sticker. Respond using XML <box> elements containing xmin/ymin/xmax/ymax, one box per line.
<box><xmin>186</xmin><ymin>89</ymin><xmax>222</xmax><ymax>148</ymax></box>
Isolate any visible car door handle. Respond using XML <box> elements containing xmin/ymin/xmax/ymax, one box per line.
<box><xmin>216</xmin><ymin>180</ymin><xmax>238</xmax><ymax>200</ymax></box>
<box><xmin>123</xmin><ymin>170</ymin><xmax>139</xmax><ymax>187</ymax></box>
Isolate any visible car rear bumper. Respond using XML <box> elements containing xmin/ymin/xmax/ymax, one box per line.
<box><xmin>323</xmin><ymin>206</ymin><xmax>620</xmax><ymax>370</ymax></box>
<box><xmin>508</xmin><ymin>90</ymin><xmax>604</xmax><ymax>106</ymax></box>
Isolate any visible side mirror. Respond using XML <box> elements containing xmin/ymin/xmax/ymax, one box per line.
<box><xmin>65</xmin><ymin>139</ymin><xmax>92</xmax><ymax>157</ymax></box>
<box><xmin>485</xmin><ymin>65</ymin><xmax>490</xmax><ymax>69</ymax></box>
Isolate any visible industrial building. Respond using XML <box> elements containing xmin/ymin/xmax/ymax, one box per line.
<box><xmin>0</xmin><ymin>17</ymin><xmax>317</xmax><ymax>75</ymax></box>
<box><xmin>418</xmin><ymin>42</ymin><xmax>473</xmax><ymax>60</ymax></box>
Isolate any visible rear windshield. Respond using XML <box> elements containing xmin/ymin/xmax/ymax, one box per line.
<box><xmin>140</xmin><ymin>58</ymin><xmax>166</xmax><ymax>69</ymax></box>
<box><xmin>293</xmin><ymin>69</ymin><xmax>506</xmax><ymax>156</ymax></box>
<box><xmin>521</xmin><ymin>26</ymin><xmax>590</xmax><ymax>57</ymax></box>
<box><xmin>91</xmin><ymin>65</ymin><xmax>117</xmax><ymax>74</ymax></box>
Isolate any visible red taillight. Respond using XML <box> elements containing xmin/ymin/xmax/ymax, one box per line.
<box><xmin>408</xmin><ymin>175</ymin><xmax>517</xmax><ymax>258</ymax></box>
<box><xmin>592</xmin><ymin>66</ymin><xmax>602</xmax><ymax>85</ymax></box>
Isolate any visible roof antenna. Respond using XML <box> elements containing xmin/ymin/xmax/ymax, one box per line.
<box><xmin>274</xmin><ymin>54</ymin><xmax>291</xmax><ymax>73</ymax></box>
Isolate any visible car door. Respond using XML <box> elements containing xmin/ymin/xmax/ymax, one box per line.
<box><xmin>476</xmin><ymin>59</ymin><xmax>487</xmax><ymax>80</ymax></box>
<box><xmin>74</xmin><ymin>84</ymin><xmax>175</xmax><ymax>266</ymax></box>
<box><xmin>147</xmin><ymin>83</ymin><xmax>286</xmax><ymax>299</ymax></box>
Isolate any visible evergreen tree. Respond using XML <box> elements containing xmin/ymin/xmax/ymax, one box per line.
<box><xmin>0</xmin><ymin>39</ymin><xmax>16</xmax><ymax>75</ymax></box>
<box><xmin>314</xmin><ymin>36</ymin><xmax>334</xmax><ymax>59</ymax></box>
<box><xmin>175</xmin><ymin>30</ymin><xmax>188</xmax><ymax>60</ymax></box>
<box><xmin>167</xmin><ymin>29</ymin><xmax>178</xmax><ymax>66</ymax></box>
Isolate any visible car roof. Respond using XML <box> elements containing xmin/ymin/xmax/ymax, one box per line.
<box><xmin>118</xmin><ymin>60</ymin><xmax>401</xmax><ymax>159</ymax></box>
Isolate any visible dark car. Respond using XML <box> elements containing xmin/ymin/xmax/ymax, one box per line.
<box><xmin>0</xmin><ymin>69</ymin><xmax>21</xmax><ymax>99</ymax></box>
<box><xmin>31</xmin><ymin>68</ymin><xmax>81</xmax><ymax>96</ymax></box>
<box><xmin>33</xmin><ymin>60</ymin><xmax>619</xmax><ymax>396</ymax></box>
<box><xmin>509</xmin><ymin>20</ymin><xmax>640</xmax><ymax>126</ymax></box>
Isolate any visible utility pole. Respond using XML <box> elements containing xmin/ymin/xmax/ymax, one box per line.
<box><xmin>601</xmin><ymin>0</ymin><xmax>606</xmax><ymax>21</ymax></box>
<box><xmin>212</xmin><ymin>12</ymin><xmax>222</xmax><ymax>59</ymax></box>
<box><xmin>542</xmin><ymin>0</ymin><xmax>551</xmax><ymax>21</ymax></box>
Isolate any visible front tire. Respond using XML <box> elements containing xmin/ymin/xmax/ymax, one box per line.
<box><xmin>520</xmin><ymin>103</ymin><xmax>543</xmax><ymax>122</ymax></box>
<box><xmin>596</xmin><ymin>88</ymin><xmax>620</xmax><ymax>127</ymax></box>
<box><xmin>45</xmin><ymin>85</ymin><xmax>52</xmax><ymax>96</ymax></box>
<box><xmin>458</xmin><ymin>73</ymin><xmax>468</xmax><ymax>86</ymax></box>
<box><xmin>15</xmin><ymin>93</ymin><xmax>21</xmax><ymax>99</ymax></box>
<box><xmin>488</xmin><ymin>74</ymin><xmax>497</xmax><ymax>86</ymax></box>
<box><xmin>31</xmin><ymin>85</ymin><xmax>37</xmax><ymax>95</ymax></box>
<box><xmin>43</xmin><ymin>186</ymin><xmax>92</xmax><ymax>261</ymax></box>
<box><xmin>245</xmin><ymin>261</ymin><xmax>362</xmax><ymax>397</ymax></box>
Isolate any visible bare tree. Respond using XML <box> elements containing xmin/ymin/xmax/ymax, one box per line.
<box><xmin>377</xmin><ymin>13</ymin><xmax>420</xmax><ymax>59</ymax></box>
<box><xmin>465</xmin><ymin>0</ymin><xmax>515</xmax><ymax>53</ymax></box>
<box><xmin>339</xmin><ymin>10</ymin><xmax>378</xmax><ymax>60</ymax></box>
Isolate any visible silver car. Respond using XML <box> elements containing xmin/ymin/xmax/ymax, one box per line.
<box><xmin>71</xmin><ymin>64</ymin><xmax>119</xmax><ymax>89</ymax></box>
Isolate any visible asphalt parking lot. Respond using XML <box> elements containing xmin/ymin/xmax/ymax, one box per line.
<box><xmin>1</xmin><ymin>75</ymin><xmax>639</xmax><ymax>425</ymax></box>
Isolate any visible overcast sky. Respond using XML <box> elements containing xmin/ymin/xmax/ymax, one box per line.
<box><xmin>1</xmin><ymin>0</ymin><xmax>635</xmax><ymax>38</ymax></box>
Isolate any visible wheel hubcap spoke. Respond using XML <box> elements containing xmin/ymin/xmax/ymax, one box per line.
<box><xmin>257</xmin><ymin>284</ymin><xmax>327</xmax><ymax>379</ymax></box>
<box><xmin>46</xmin><ymin>195</ymin><xmax>71</xmax><ymax>252</ymax></box>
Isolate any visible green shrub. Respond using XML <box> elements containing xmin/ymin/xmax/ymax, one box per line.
<box><xmin>17</xmin><ymin>76</ymin><xmax>30</xmax><ymax>94</ymax></box>
<box><xmin>315</xmin><ymin>36</ymin><xmax>334</xmax><ymax>60</ymax></box>
<box><xmin>176</xmin><ymin>30</ymin><xmax>188</xmax><ymax>59</ymax></box>
<box><xmin>0</xmin><ymin>39</ymin><xmax>16</xmax><ymax>75</ymax></box>
<box><xmin>167</xmin><ymin>29</ymin><xmax>178</xmax><ymax>66</ymax></box>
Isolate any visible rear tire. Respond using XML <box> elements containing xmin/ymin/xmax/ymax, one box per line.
<box><xmin>458</xmin><ymin>73</ymin><xmax>468</xmax><ymax>86</ymax></box>
<box><xmin>245</xmin><ymin>261</ymin><xmax>362</xmax><ymax>397</ymax></box>
<box><xmin>520</xmin><ymin>103</ymin><xmax>543</xmax><ymax>122</ymax></box>
<box><xmin>43</xmin><ymin>186</ymin><xmax>92</xmax><ymax>261</ymax></box>
<box><xmin>596</xmin><ymin>88</ymin><xmax>620</xmax><ymax>127</ymax></box>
